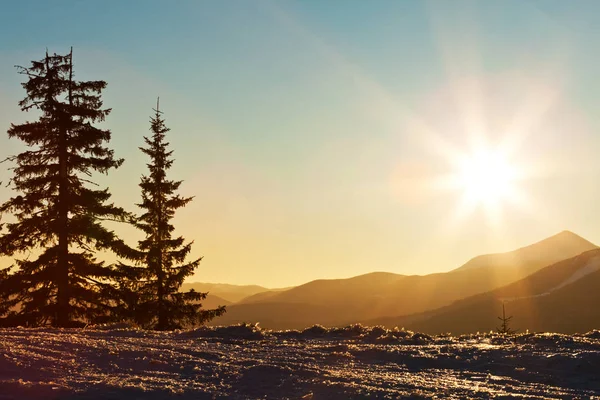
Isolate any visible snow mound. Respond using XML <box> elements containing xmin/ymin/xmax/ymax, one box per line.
<box><xmin>271</xmin><ymin>324</ymin><xmax>422</xmax><ymax>343</ymax></box>
<box><xmin>179</xmin><ymin>322</ymin><xmax>270</xmax><ymax>340</ymax></box>
<box><xmin>583</xmin><ymin>330</ymin><xmax>600</xmax><ymax>339</ymax></box>
<box><xmin>84</xmin><ymin>322</ymin><xmax>141</xmax><ymax>331</ymax></box>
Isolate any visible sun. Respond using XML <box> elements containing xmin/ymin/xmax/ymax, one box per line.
<box><xmin>435</xmin><ymin>144</ymin><xmax>528</xmax><ymax>227</ymax></box>
<box><xmin>457</xmin><ymin>148</ymin><xmax>518</xmax><ymax>209</ymax></box>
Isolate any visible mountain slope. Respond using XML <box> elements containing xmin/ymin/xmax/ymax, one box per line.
<box><xmin>371</xmin><ymin>248</ymin><xmax>600</xmax><ymax>334</ymax></box>
<box><xmin>236</xmin><ymin>290</ymin><xmax>284</xmax><ymax>304</ymax></box>
<box><xmin>211</xmin><ymin>231</ymin><xmax>596</xmax><ymax>329</ymax></box>
<box><xmin>201</xmin><ymin>294</ymin><xmax>233</xmax><ymax>309</ymax></box>
<box><xmin>237</xmin><ymin>272</ymin><xmax>406</xmax><ymax>305</ymax></box>
<box><xmin>181</xmin><ymin>283</ymin><xmax>271</xmax><ymax>303</ymax></box>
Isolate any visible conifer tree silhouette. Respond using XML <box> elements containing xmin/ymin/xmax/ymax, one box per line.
<box><xmin>115</xmin><ymin>99</ymin><xmax>225</xmax><ymax>330</ymax></box>
<box><xmin>497</xmin><ymin>302</ymin><xmax>517</xmax><ymax>335</ymax></box>
<box><xmin>0</xmin><ymin>49</ymin><xmax>133</xmax><ymax>327</ymax></box>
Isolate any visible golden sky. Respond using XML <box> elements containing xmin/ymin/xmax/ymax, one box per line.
<box><xmin>1</xmin><ymin>1</ymin><xmax>600</xmax><ymax>287</ymax></box>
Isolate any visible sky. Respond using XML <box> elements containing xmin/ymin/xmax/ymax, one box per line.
<box><xmin>1</xmin><ymin>0</ymin><xmax>600</xmax><ymax>287</ymax></box>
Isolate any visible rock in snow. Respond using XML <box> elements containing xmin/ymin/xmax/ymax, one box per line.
<box><xmin>0</xmin><ymin>325</ymin><xmax>599</xmax><ymax>399</ymax></box>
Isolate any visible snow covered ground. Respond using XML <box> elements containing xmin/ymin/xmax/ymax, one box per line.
<box><xmin>0</xmin><ymin>324</ymin><xmax>599</xmax><ymax>399</ymax></box>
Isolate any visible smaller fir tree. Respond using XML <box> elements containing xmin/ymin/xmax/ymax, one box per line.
<box><xmin>497</xmin><ymin>302</ymin><xmax>517</xmax><ymax>335</ymax></box>
<box><xmin>117</xmin><ymin>99</ymin><xmax>225</xmax><ymax>330</ymax></box>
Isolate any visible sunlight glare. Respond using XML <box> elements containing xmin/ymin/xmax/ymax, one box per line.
<box><xmin>458</xmin><ymin>148</ymin><xmax>517</xmax><ymax>208</ymax></box>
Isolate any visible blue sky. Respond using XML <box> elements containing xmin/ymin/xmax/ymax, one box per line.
<box><xmin>1</xmin><ymin>1</ymin><xmax>600</xmax><ymax>286</ymax></box>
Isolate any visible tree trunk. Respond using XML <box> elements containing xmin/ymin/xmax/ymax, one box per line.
<box><xmin>156</xmin><ymin>184</ymin><xmax>165</xmax><ymax>329</ymax></box>
<box><xmin>155</xmin><ymin>98</ymin><xmax>166</xmax><ymax>330</ymax></box>
<box><xmin>56</xmin><ymin>49</ymin><xmax>73</xmax><ymax>327</ymax></box>
<box><xmin>157</xmin><ymin>247</ymin><xmax>164</xmax><ymax>329</ymax></box>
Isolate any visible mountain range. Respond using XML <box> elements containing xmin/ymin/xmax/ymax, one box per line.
<box><xmin>187</xmin><ymin>230</ymin><xmax>598</xmax><ymax>333</ymax></box>
<box><xmin>372</xmin><ymin>247</ymin><xmax>600</xmax><ymax>334</ymax></box>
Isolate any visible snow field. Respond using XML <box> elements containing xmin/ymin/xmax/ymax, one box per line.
<box><xmin>0</xmin><ymin>325</ymin><xmax>599</xmax><ymax>399</ymax></box>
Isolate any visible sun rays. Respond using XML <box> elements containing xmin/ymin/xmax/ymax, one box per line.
<box><xmin>248</xmin><ymin>0</ymin><xmax>598</xmax><ymax>283</ymax></box>
<box><xmin>260</xmin><ymin>1</ymin><xmax>567</xmax><ymax>233</ymax></box>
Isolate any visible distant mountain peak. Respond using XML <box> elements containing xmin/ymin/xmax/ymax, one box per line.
<box><xmin>547</xmin><ymin>229</ymin><xmax>584</xmax><ymax>240</ymax></box>
<box><xmin>455</xmin><ymin>230</ymin><xmax>597</xmax><ymax>272</ymax></box>
<box><xmin>525</xmin><ymin>230</ymin><xmax>596</xmax><ymax>251</ymax></box>
<box><xmin>558</xmin><ymin>229</ymin><xmax>576</xmax><ymax>235</ymax></box>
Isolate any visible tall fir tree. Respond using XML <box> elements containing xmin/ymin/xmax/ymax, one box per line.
<box><xmin>116</xmin><ymin>99</ymin><xmax>225</xmax><ymax>330</ymax></box>
<box><xmin>0</xmin><ymin>49</ymin><xmax>132</xmax><ymax>327</ymax></box>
